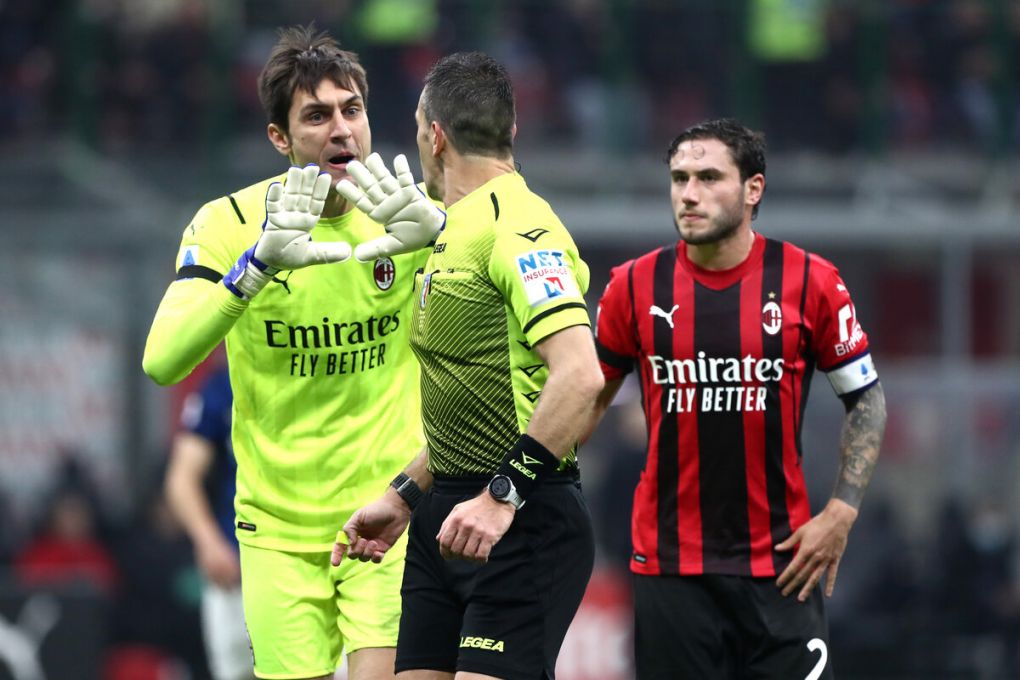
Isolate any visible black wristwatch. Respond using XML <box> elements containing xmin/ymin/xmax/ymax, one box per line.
<box><xmin>487</xmin><ymin>474</ymin><xmax>525</xmax><ymax>510</ymax></box>
<box><xmin>390</xmin><ymin>472</ymin><xmax>424</xmax><ymax>510</ymax></box>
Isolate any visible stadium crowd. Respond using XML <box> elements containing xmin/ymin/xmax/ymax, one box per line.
<box><xmin>1</xmin><ymin>0</ymin><xmax>1018</xmax><ymax>154</ymax></box>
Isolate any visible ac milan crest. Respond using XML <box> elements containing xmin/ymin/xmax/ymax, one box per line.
<box><xmin>761</xmin><ymin>301</ymin><xmax>782</xmax><ymax>335</ymax></box>
<box><xmin>373</xmin><ymin>257</ymin><xmax>395</xmax><ymax>290</ymax></box>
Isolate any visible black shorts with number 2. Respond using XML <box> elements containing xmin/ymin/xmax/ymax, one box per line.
<box><xmin>634</xmin><ymin>573</ymin><xmax>834</xmax><ymax>680</ymax></box>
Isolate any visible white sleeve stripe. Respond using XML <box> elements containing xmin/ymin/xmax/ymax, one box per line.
<box><xmin>825</xmin><ymin>353</ymin><xmax>878</xmax><ymax>396</ymax></box>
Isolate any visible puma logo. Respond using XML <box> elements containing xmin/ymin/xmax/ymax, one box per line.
<box><xmin>649</xmin><ymin>304</ymin><xmax>679</xmax><ymax>329</ymax></box>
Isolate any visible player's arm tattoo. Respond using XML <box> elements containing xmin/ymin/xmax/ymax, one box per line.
<box><xmin>833</xmin><ymin>383</ymin><xmax>886</xmax><ymax>509</ymax></box>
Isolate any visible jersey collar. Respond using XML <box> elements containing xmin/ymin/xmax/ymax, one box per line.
<box><xmin>677</xmin><ymin>231</ymin><xmax>766</xmax><ymax>290</ymax></box>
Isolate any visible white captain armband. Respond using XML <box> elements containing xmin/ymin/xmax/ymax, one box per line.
<box><xmin>825</xmin><ymin>352</ymin><xmax>878</xmax><ymax>396</ymax></box>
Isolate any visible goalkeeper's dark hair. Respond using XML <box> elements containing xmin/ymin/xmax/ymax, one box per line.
<box><xmin>665</xmin><ymin>118</ymin><xmax>767</xmax><ymax>220</ymax></box>
<box><xmin>422</xmin><ymin>52</ymin><xmax>515</xmax><ymax>158</ymax></box>
<box><xmin>258</xmin><ymin>24</ymin><xmax>368</xmax><ymax>133</ymax></box>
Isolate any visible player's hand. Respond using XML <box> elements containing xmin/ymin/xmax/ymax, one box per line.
<box><xmin>195</xmin><ymin>534</ymin><xmax>241</xmax><ymax>589</ymax></box>
<box><xmin>436</xmin><ymin>492</ymin><xmax>515</xmax><ymax>563</ymax></box>
<box><xmin>775</xmin><ymin>499</ymin><xmax>858</xmax><ymax>601</ymax></box>
<box><xmin>254</xmin><ymin>164</ymin><xmax>353</xmax><ymax>270</ymax></box>
<box><xmin>224</xmin><ymin>165</ymin><xmax>352</xmax><ymax>299</ymax></box>
<box><xmin>331</xmin><ymin>490</ymin><xmax>412</xmax><ymax>566</ymax></box>
<box><xmin>336</xmin><ymin>153</ymin><xmax>446</xmax><ymax>261</ymax></box>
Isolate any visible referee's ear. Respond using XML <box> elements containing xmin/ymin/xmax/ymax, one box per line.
<box><xmin>431</xmin><ymin>121</ymin><xmax>446</xmax><ymax>157</ymax></box>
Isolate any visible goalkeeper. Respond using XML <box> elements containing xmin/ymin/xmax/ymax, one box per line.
<box><xmin>143</xmin><ymin>25</ymin><xmax>443</xmax><ymax>680</ymax></box>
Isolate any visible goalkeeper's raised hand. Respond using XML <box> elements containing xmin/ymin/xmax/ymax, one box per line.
<box><xmin>224</xmin><ymin>164</ymin><xmax>352</xmax><ymax>299</ymax></box>
<box><xmin>336</xmin><ymin>153</ymin><xmax>446</xmax><ymax>262</ymax></box>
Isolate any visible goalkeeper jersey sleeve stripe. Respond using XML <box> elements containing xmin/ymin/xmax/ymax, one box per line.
<box><xmin>176</xmin><ymin>264</ymin><xmax>222</xmax><ymax>283</ymax></box>
<box><xmin>143</xmin><ymin>278</ymin><xmax>247</xmax><ymax>385</ymax></box>
<box><xmin>228</xmin><ymin>195</ymin><xmax>247</xmax><ymax>224</ymax></box>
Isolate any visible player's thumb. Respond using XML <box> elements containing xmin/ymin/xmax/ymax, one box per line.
<box><xmin>354</xmin><ymin>235</ymin><xmax>403</xmax><ymax>262</ymax></box>
<box><xmin>331</xmin><ymin>529</ymin><xmax>348</xmax><ymax>567</ymax></box>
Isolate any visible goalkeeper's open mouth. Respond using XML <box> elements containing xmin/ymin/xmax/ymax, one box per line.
<box><xmin>327</xmin><ymin>154</ymin><xmax>356</xmax><ymax>171</ymax></box>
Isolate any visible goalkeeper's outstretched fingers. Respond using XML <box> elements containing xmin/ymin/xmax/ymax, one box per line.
<box><xmin>336</xmin><ymin>153</ymin><xmax>445</xmax><ymax>261</ymax></box>
<box><xmin>253</xmin><ymin>164</ymin><xmax>352</xmax><ymax>271</ymax></box>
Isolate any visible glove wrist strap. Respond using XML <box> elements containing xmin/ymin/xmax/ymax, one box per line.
<box><xmin>250</xmin><ymin>253</ymin><xmax>279</xmax><ymax>277</ymax></box>
<box><xmin>224</xmin><ymin>262</ymin><xmax>273</xmax><ymax>300</ymax></box>
<box><xmin>223</xmin><ymin>245</ymin><xmax>277</xmax><ymax>300</ymax></box>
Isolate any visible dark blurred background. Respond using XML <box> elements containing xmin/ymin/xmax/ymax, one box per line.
<box><xmin>0</xmin><ymin>0</ymin><xmax>1018</xmax><ymax>678</ymax></box>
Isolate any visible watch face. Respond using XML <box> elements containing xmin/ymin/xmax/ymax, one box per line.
<box><xmin>489</xmin><ymin>476</ymin><xmax>511</xmax><ymax>499</ymax></box>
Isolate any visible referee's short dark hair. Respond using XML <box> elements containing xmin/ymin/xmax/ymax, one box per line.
<box><xmin>258</xmin><ymin>24</ymin><xmax>368</xmax><ymax>134</ymax></box>
<box><xmin>422</xmin><ymin>52</ymin><xmax>515</xmax><ymax>158</ymax></box>
<box><xmin>666</xmin><ymin>118</ymin><xmax>767</xmax><ymax>219</ymax></box>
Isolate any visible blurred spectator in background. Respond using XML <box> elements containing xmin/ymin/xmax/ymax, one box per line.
<box><xmin>351</xmin><ymin>0</ymin><xmax>439</xmax><ymax>140</ymax></box>
<box><xmin>928</xmin><ymin>496</ymin><xmax>1020</xmax><ymax>677</ymax></box>
<box><xmin>587</xmin><ymin>384</ymin><xmax>648</xmax><ymax>573</ymax></box>
<box><xmin>940</xmin><ymin>0</ymin><xmax>1001</xmax><ymax>151</ymax></box>
<box><xmin>748</xmin><ymin>0</ymin><xmax>829</xmax><ymax>149</ymax></box>
<box><xmin>4</xmin><ymin>0</ymin><xmax>1017</xmax><ymax>156</ymax></box>
<box><xmin>110</xmin><ymin>471</ymin><xmax>210</xmax><ymax>679</ymax></box>
<box><xmin>13</xmin><ymin>487</ymin><xmax>119</xmax><ymax>596</ymax></box>
<box><xmin>0</xmin><ymin>0</ymin><xmax>55</xmax><ymax>139</ymax></box>
<box><xmin>825</xmin><ymin>493</ymin><xmax>919</xmax><ymax>675</ymax></box>
<box><xmin>817</xmin><ymin>3</ymin><xmax>866</xmax><ymax>153</ymax></box>
<box><xmin>165</xmin><ymin>362</ymin><xmax>254</xmax><ymax>680</ymax></box>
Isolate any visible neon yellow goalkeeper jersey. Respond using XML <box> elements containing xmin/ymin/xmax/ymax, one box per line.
<box><xmin>173</xmin><ymin>175</ymin><xmax>427</xmax><ymax>551</ymax></box>
<box><xmin>410</xmin><ymin>172</ymin><xmax>591</xmax><ymax>476</ymax></box>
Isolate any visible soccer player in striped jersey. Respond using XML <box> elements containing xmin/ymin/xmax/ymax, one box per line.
<box><xmin>590</xmin><ymin>118</ymin><xmax>887</xmax><ymax>679</ymax></box>
<box><xmin>143</xmin><ymin>25</ymin><xmax>430</xmax><ymax>680</ymax></box>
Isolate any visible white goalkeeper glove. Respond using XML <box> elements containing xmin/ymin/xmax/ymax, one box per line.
<box><xmin>336</xmin><ymin>153</ymin><xmax>446</xmax><ymax>262</ymax></box>
<box><xmin>224</xmin><ymin>164</ymin><xmax>352</xmax><ymax>300</ymax></box>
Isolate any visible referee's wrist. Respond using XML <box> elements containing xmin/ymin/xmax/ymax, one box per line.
<box><xmin>390</xmin><ymin>472</ymin><xmax>424</xmax><ymax>511</ymax></box>
<box><xmin>491</xmin><ymin>434</ymin><xmax>560</xmax><ymax>503</ymax></box>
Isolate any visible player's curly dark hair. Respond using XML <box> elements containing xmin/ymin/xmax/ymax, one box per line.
<box><xmin>258</xmin><ymin>24</ymin><xmax>368</xmax><ymax>133</ymax></box>
<box><xmin>665</xmin><ymin>118</ymin><xmax>767</xmax><ymax>219</ymax></box>
<box><xmin>422</xmin><ymin>52</ymin><xmax>515</xmax><ymax>158</ymax></box>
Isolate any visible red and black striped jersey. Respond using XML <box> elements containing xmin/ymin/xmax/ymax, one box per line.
<box><xmin>594</xmin><ymin>232</ymin><xmax>878</xmax><ymax>577</ymax></box>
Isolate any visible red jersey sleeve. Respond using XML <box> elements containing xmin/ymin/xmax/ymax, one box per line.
<box><xmin>594</xmin><ymin>261</ymin><xmax>638</xmax><ymax>380</ymax></box>
<box><xmin>806</xmin><ymin>256</ymin><xmax>879</xmax><ymax>396</ymax></box>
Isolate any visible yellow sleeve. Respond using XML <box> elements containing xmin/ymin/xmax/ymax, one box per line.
<box><xmin>488</xmin><ymin>221</ymin><xmax>591</xmax><ymax>347</ymax></box>
<box><xmin>142</xmin><ymin>198</ymin><xmax>254</xmax><ymax>385</ymax></box>
<box><xmin>142</xmin><ymin>278</ymin><xmax>248</xmax><ymax>385</ymax></box>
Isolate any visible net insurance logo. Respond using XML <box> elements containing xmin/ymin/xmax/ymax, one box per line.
<box><xmin>517</xmin><ymin>249</ymin><xmax>580</xmax><ymax>307</ymax></box>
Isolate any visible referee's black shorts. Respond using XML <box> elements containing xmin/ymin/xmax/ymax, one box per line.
<box><xmin>396</xmin><ymin>473</ymin><xmax>595</xmax><ymax>680</ymax></box>
<box><xmin>633</xmin><ymin>573</ymin><xmax>833</xmax><ymax>680</ymax></box>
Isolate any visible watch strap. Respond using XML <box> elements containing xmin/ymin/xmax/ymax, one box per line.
<box><xmin>390</xmin><ymin>472</ymin><xmax>424</xmax><ymax>510</ymax></box>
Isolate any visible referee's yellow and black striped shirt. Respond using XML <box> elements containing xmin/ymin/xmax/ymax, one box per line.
<box><xmin>410</xmin><ymin>172</ymin><xmax>591</xmax><ymax>476</ymax></box>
